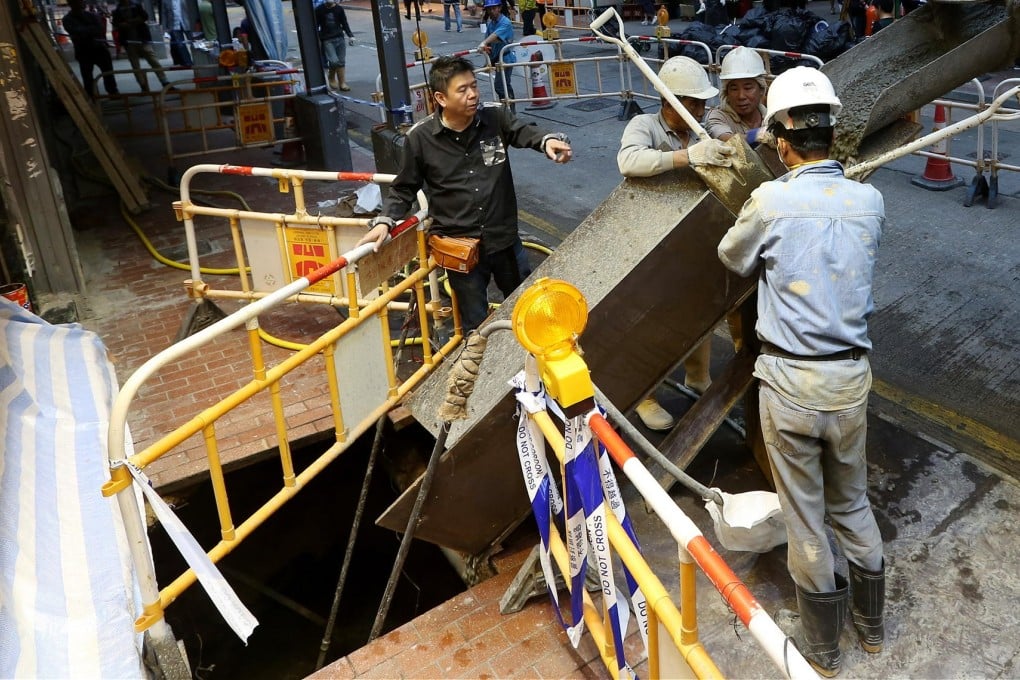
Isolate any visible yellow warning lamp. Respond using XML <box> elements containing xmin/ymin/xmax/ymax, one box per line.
<box><xmin>512</xmin><ymin>278</ymin><xmax>594</xmax><ymax>408</ymax></box>
<box><xmin>542</xmin><ymin>10</ymin><xmax>559</xmax><ymax>40</ymax></box>
<box><xmin>655</xmin><ymin>5</ymin><xmax>670</xmax><ymax>37</ymax></box>
<box><xmin>218</xmin><ymin>48</ymin><xmax>238</xmax><ymax>68</ymax></box>
<box><xmin>411</xmin><ymin>29</ymin><xmax>432</xmax><ymax>61</ymax></box>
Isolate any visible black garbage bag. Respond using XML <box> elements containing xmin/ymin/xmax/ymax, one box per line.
<box><xmin>804</xmin><ymin>19</ymin><xmax>852</xmax><ymax>61</ymax></box>
<box><xmin>738</xmin><ymin>6</ymin><xmax>772</xmax><ymax>32</ymax></box>
<box><xmin>743</xmin><ymin>32</ymin><xmax>770</xmax><ymax>49</ymax></box>
<box><xmin>719</xmin><ymin>23</ymin><xmax>743</xmax><ymax>45</ymax></box>
<box><xmin>769</xmin><ymin>8</ymin><xmax>812</xmax><ymax>52</ymax></box>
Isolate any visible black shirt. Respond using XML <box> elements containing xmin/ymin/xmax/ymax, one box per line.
<box><xmin>315</xmin><ymin>3</ymin><xmax>353</xmax><ymax>41</ymax></box>
<box><xmin>382</xmin><ymin>103</ymin><xmax>553</xmax><ymax>253</ymax></box>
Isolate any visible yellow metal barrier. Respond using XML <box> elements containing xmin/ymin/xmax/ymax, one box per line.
<box><xmin>104</xmin><ymin>164</ymin><xmax>462</xmax><ymax>634</ymax></box>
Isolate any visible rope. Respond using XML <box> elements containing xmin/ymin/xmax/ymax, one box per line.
<box><xmin>437</xmin><ymin>332</ymin><xmax>489</xmax><ymax>421</ymax></box>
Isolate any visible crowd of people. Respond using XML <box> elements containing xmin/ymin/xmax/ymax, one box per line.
<box><xmin>359</xmin><ymin>45</ymin><xmax>887</xmax><ymax>678</ymax></box>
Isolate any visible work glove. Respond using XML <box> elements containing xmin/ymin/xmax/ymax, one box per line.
<box><xmin>745</xmin><ymin>127</ymin><xmax>762</xmax><ymax>146</ymax></box>
<box><xmin>687</xmin><ymin>138</ymin><xmax>734</xmax><ymax>168</ymax></box>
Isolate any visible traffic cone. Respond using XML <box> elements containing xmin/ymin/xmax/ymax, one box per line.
<box><xmin>911</xmin><ymin>104</ymin><xmax>963</xmax><ymax>191</ymax></box>
<box><xmin>55</xmin><ymin>18</ymin><xmax>70</xmax><ymax>46</ymax></box>
<box><xmin>526</xmin><ymin>51</ymin><xmax>555</xmax><ymax>110</ymax></box>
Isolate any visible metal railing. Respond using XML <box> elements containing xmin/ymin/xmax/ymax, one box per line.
<box><xmin>103</xmin><ymin>164</ymin><xmax>463</xmax><ymax>638</ymax></box>
<box><xmin>509</xmin><ymin>344</ymin><xmax>818</xmax><ymax>679</ymax></box>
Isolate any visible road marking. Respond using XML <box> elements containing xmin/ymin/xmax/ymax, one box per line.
<box><xmin>872</xmin><ymin>377</ymin><xmax>1019</xmax><ymax>462</ymax></box>
<box><xmin>519</xmin><ymin>209</ymin><xmax>567</xmax><ymax>243</ymax></box>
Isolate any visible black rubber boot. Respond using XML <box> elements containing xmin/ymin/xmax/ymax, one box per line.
<box><xmin>849</xmin><ymin>560</ymin><xmax>885</xmax><ymax>653</ymax></box>
<box><xmin>778</xmin><ymin>574</ymin><xmax>849</xmax><ymax>678</ymax></box>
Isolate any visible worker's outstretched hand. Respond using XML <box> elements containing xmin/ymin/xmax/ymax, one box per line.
<box><xmin>358</xmin><ymin>216</ymin><xmax>395</xmax><ymax>252</ymax></box>
<box><xmin>687</xmin><ymin>138</ymin><xmax>734</xmax><ymax>168</ymax></box>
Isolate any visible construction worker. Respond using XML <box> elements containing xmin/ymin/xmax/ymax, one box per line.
<box><xmin>478</xmin><ymin>0</ymin><xmax>517</xmax><ymax>110</ymax></box>
<box><xmin>617</xmin><ymin>56</ymin><xmax>734</xmax><ymax>431</ymax></box>
<box><xmin>706</xmin><ymin>47</ymin><xmax>768</xmax><ymax>145</ymax></box>
<box><xmin>315</xmin><ymin>0</ymin><xmax>356</xmax><ymax>91</ymax></box>
<box><xmin>357</xmin><ymin>56</ymin><xmax>572</xmax><ymax>332</ymax></box>
<box><xmin>717</xmin><ymin>67</ymin><xmax>885</xmax><ymax>677</ymax></box>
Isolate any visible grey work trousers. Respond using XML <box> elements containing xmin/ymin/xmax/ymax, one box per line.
<box><xmin>759</xmin><ymin>382</ymin><xmax>884</xmax><ymax>593</ymax></box>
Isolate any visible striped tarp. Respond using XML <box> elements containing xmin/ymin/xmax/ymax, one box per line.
<box><xmin>0</xmin><ymin>299</ymin><xmax>145</xmax><ymax>678</ymax></box>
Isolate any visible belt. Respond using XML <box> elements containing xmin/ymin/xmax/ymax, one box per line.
<box><xmin>761</xmin><ymin>342</ymin><xmax>867</xmax><ymax>362</ymax></box>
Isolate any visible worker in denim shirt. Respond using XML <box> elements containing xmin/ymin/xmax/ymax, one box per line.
<box><xmin>718</xmin><ymin>67</ymin><xmax>885</xmax><ymax>678</ymax></box>
<box><xmin>478</xmin><ymin>0</ymin><xmax>517</xmax><ymax>110</ymax></box>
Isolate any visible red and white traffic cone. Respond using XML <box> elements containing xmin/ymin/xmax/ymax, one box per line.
<box><xmin>911</xmin><ymin>103</ymin><xmax>963</xmax><ymax>191</ymax></box>
<box><xmin>526</xmin><ymin>51</ymin><xmax>555</xmax><ymax>110</ymax></box>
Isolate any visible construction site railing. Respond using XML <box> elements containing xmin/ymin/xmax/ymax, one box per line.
<box><xmin>511</xmin><ymin>359</ymin><xmax>818</xmax><ymax>679</ymax></box>
<box><xmin>504</xmin><ymin>280</ymin><xmax>818</xmax><ymax>679</ymax></box>
<box><xmin>103</xmin><ymin>163</ymin><xmax>464</xmax><ymax>640</ymax></box>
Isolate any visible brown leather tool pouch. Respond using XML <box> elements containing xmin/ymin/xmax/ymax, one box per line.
<box><xmin>428</xmin><ymin>234</ymin><xmax>480</xmax><ymax>273</ymax></box>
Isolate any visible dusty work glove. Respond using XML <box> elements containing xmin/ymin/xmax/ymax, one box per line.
<box><xmin>687</xmin><ymin>138</ymin><xmax>734</xmax><ymax>168</ymax></box>
<box><xmin>358</xmin><ymin>215</ymin><xmax>395</xmax><ymax>252</ymax></box>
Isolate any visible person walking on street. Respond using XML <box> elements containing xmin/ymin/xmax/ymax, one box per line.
<box><xmin>112</xmin><ymin>0</ymin><xmax>172</xmax><ymax>92</ymax></box>
<box><xmin>443</xmin><ymin>0</ymin><xmax>463</xmax><ymax>32</ymax></box>
<box><xmin>357</xmin><ymin>56</ymin><xmax>572</xmax><ymax>332</ymax></box>
<box><xmin>617</xmin><ymin>56</ymin><xmax>734</xmax><ymax>431</ymax></box>
<box><xmin>315</xmin><ymin>0</ymin><xmax>355</xmax><ymax>91</ymax></box>
<box><xmin>717</xmin><ymin>66</ymin><xmax>886</xmax><ymax>678</ymax></box>
<box><xmin>404</xmin><ymin>0</ymin><xmax>422</xmax><ymax>20</ymax></box>
<box><xmin>63</xmin><ymin>0</ymin><xmax>120</xmax><ymax>97</ymax></box>
<box><xmin>478</xmin><ymin>0</ymin><xmax>517</xmax><ymax>110</ymax></box>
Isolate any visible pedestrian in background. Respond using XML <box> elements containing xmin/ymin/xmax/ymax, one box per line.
<box><xmin>717</xmin><ymin>67</ymin><xmax>885</xmax><ymax>678</ymax></box>
<box><xmin>478</xmin><ymin>0</ymin><xmax>516</xmax><ymax>111</ymax></box>
<box><xmin>443</xmin><ymin>0</ymin><xmax>463</xmax><ymax>32</ymax></box>
<box><xmin>63</xmin><ymin>0</ymin><xmax>120</xmax><ymax>97</ymax></box>
<box><xmin>617</xmin><ymin>56</ymin><xmax>734</xmax><ymax>431</ymax></box>
<box><xmin>112</xmin><ymin>0</ymin><xmax>173</xmax><ymax>92</ymax></box>
<box><xmin>315</xmin><ymin>0</ymin><xmax>355</xmax><ymax>91</ymax></box>
<box><xmin>519</xmin><ymin>0</ymin><xmax>538</xmax><ymax>34</ymax></box>
<box><xmin>357</xmin><ymin>56</ymin><xmax>572</xmax><ymax>332</ymax></box>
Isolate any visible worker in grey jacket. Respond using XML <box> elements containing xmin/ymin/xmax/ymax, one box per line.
<box><xmin>617</xmin><ymin>56</ymin><xmax>733</xmax><ymax>431</ymax></box>
<box><xmin>717</xmin><ymin>67</ymin><xmax>885</xmax><ymax>678</ymax></box>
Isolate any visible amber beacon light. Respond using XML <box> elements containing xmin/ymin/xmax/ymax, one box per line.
<box><xmin>512</xmin><ymin>278</ymin><xmax>594</xmax><ymax>408</ymax></box>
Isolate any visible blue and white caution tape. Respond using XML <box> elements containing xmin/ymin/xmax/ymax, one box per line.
<box><xmin>511</xmin><ymin>359</ymin><xmax>578</xmax><ymax>641</ymax></box>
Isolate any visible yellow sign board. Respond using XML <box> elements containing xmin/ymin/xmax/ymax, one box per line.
<box><xmin>550</xmin><ymin>62</ymin><xmax>577</xmax><ymax>97</ymax></box>
<box><xmin>286</xmin><ymin>228</ymin><xmax>335</xmax><ymax>295</ymax></box>
<box><xmin>238</xmin><ymin>102</ymin><xmax>275</xmax><ymax>146</ymax></box>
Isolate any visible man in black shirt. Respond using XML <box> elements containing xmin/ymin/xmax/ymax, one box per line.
<box><xmin>111</xmin><ymin>0</ymin><xmax>171</xmax><ymax>92</ymax></box>
<box><xmin>359</xmin><ymin>56</ymin><xmax>572</xmax><ymax>332</ymax></box>
<box><xmin>63</xmin><ymin>0</ymin><xmax>119</xmax><ymax>97</ymax></box>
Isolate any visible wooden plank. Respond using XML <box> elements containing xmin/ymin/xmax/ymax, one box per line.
<box><xmin>649</xmin><ymin>346</ymin><xmax>757</xmax><ymax>492</ymax></box>
<box><xmin>19</xmin><ymin>17</ymin><xmax>150</xmax><ymax>213</ymax></box>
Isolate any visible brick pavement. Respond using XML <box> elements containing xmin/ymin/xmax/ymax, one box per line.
<box><xmin>309</xmin><ymin>541</ymin><xmax>646</xmax><ymax>679</ymax></box>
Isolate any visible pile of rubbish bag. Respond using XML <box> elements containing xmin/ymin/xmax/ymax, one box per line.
<box><xmin>657</xmin><ymin>5</ymin><xmax>853</xmax><ymax>72</ymax></box>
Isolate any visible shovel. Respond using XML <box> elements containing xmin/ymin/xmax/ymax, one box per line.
<box><xmin>588</xmin><ymin>8</ymin><xmax>775</xmax><ymax>215</ymax></box>
<box><xmin>595</xmin><ymin>387</ymin><xmax>787</xmax><ymax>553</ymax></box>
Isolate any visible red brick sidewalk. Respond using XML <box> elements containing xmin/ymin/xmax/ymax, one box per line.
<box><xmin>309</xmin><ymin>543</ymin><xmax>647</xmax><ymax>679</ymax></box>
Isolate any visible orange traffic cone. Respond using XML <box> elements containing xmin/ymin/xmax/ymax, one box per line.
<box><xmin>911</xmin><ymin>104</ymin><xmax>963</xmax><ymax>191</ymax></box>
<box><xmin>55</xmin><ymin>18</ymin><xmax>70</xmax><ymax>46</ymax></box>
<box><xmin>526</xmin><ymin>51</ymin><xmax>555</xmax><ymax>110</ymax></box>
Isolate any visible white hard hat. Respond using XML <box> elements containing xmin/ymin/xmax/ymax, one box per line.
<box><xmin>720</xmin><ymin>47</ymin><xmax>766</xmax><ymax>81</ymax></box>
<box><xmin>658</xmin><ymin>57</ymin><xmax>718</xmax><ymax>100</ymax></box>
<box><xmin>763</xmin><ymin>66</ymin><xmax>842</xmax><ymax>130</ymax></box>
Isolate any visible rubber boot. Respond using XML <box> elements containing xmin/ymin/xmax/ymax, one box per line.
<box><xmin>327</xmin><ymin>67</ymin><xmax>338</xmax><ymax>89</ymax></box>
<box><xmin>849</xmin><ymin>560</ymin><xmax>884</xmax><ymax>653</ymax></box>
<box><xmin>683</xmin><ymin>338</ymin><xmax>712</xmax><ymax>394</ymax></box>
<box><xmin>777</xmin><ymin>574</ymin><xmax>849</xmax><ymax>678</ymax></box>
<box><xmin>336</xmin><ymin>66</ymin><xmax>351</xmax><ymax>91</ymax></box>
